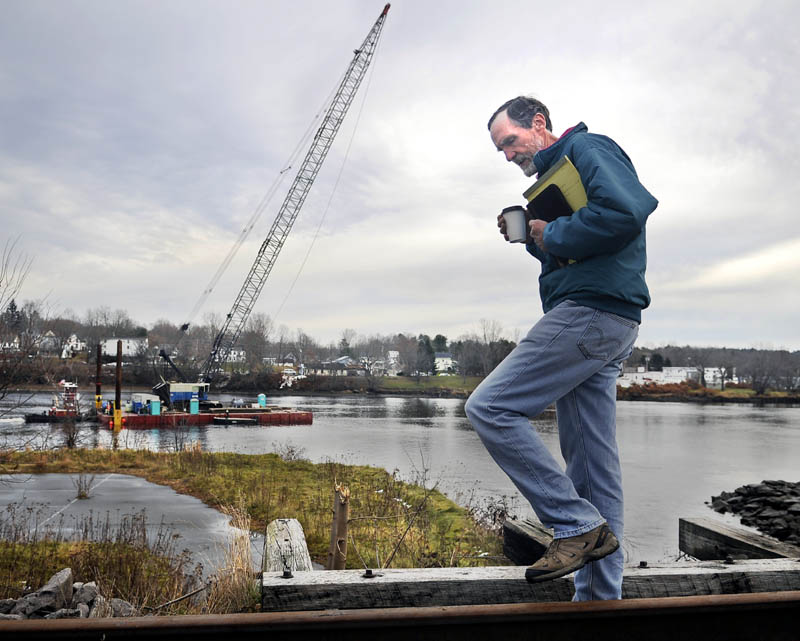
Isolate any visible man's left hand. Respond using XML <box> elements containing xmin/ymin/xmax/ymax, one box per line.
<box><xmin>529</xmin><ymin>219</ymin><xmax>548</xmax><ymax>251</ymax></box>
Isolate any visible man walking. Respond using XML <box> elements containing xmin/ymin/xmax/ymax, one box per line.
<box><xmin>464</xmin><ymin>96</ymin><xmax>657</xmax><ymax>600</ymax></box>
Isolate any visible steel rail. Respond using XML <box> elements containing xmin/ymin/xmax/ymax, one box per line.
<box><xmin>3</xmin><ymin>590</ymin><xmax>799</xmax><ymax>640</ymax></box>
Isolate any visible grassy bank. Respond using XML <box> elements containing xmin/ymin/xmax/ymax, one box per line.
<box><xmin>616</xmin><ymin>382</ymin><xmax>800</xmax><ymax>403</ymax></box>
<box><xmin>374</xmin><ymin>375</ymin><xmax>482</xmax><ymax>396</ymax></box>
<box><xmin>0</xmin><ymin>448</ymin><xmax>505</xmax><ymax>573</ymax></box>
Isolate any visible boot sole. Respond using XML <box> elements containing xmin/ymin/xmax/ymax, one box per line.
<box><xmin>525</xmin><ymin>558</ymin><xmax>588</xmax><ymax>583</ymax></box>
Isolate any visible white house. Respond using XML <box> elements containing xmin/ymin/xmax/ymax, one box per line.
<box><xmin>1</xmin><ymin>336</ymin><xmax>20</xmax><ymax>352</ymax></box>
<box><xmin>434</xmin><ymin>352</ymin><xmax>455</xmax><ymax>374</ymax></box>
<box><xmin>61</xmin><ymin>334</ymin><xmax>87</xmax><ymax>359</ymax></box>
<box><xmin>307</xmin><ymin>356</ymin><xmax>367</xmax><ymax>377</ymax></box>
<box><xmin>37</xmin><ymin>330</ymin><xmax>60</xmax><ymax>353</ymax></box>
<box><xmin>617</xmin><ymin>366</ymin><xmax>700</xmax><ymax>388</ymax></box>
<box><xmin>703</xmin><ymin>367</ymin><xmax>738</xmax><ymax>388</ymax></box>
<box><xmin>101</xmin><ymin>337</ymin><xmax>148</xmax><ymax>357</ymax></box>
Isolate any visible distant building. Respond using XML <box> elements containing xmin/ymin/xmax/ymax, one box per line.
<box><xmin>617</xmin><ymin>366</ymin><xmax>700</xmax><ymax>388</ymax></box>
<box><xmin>61</xmin><ymin>334</ymin><xmax>87</xmax><ymax>359</ymax></box>
<box><xmin>703</xmin><ymin>367</ymin><xmax>738</xmax><ymax>388</ymax></box>
<box><xmin>306</xmin><ymin>355</ymin><xmax>367</xmax><ymax>377</ymax></box>
<box><xmin>434</xmin><ymin>352</ymin><xmax>455</xmax><ymax>374</ymax></box>
<box><xmin>1</xmin><ymin>336</ymin><xmax>20</xmax><ymax>352</ymax></box>
<box><xmin>37</xmin><ymin>330</ymin><xmax>60</xmax><ymax>354</ymax></box>
<box><xmin>101</xmin><ymin>337</ymin><xmax>148</xmax><ymax>357</ymax></box>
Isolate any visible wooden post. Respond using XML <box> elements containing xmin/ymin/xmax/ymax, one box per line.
<box><xmin>264</xmin><ymin>518</ymin><xmax>313</xmax><ymax>574</ymax></box>
<box><xmin>94</xmin><ymin>343</ymin><xmax>102</xmax><ymax>412</ymax></box>
<box><xmin>327</xmin><ymin>484</ymin><xmax>350</xmax><ymax>570</ymax></box>
<box><xmin>113</xmin><ymin>340</ymin><xmax>122</xmax><ymax>430</ymax></box>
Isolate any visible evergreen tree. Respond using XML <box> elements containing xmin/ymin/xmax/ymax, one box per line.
<box><xmin>417</xmin><ymin>334</ymin><xmax>435</xmax><ymax>374</ymax></box>
<box><xmin>432</xmin><ymin>334</ymin><xmax>448</xmax><ymax>353</ymax></box>
<box><xmin>2</xmin><ymin>299</ymin><xmax>22</xmax><ymax>332</ymax></box>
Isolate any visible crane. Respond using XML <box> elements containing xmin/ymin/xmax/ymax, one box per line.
<box><xmin>194</xmin><ymin>4</ymin><xmax>390</xmax><ymax>384</ymax></box>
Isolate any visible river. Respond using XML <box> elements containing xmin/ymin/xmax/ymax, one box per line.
<box><xmin>2</xmin><ymin>392</ymin><xmax>798</xmax><ymax>564</ymax></box>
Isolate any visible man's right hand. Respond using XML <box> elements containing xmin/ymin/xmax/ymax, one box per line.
<box><xmin>497</xmin><ymin>213</ymin><xmax>509</xmax><ymax>241</ymax></box>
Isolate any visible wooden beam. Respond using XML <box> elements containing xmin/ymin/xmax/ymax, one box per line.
<box><xmin>502</xmin><ymin>518</ymin><xmax>551</xmax><ymax>565</ymax></box>
<box><xmin>261</xmin><ymin>558</ymin><xmax>800</xmax><ymax>611</ymax></box>
<box><xmin>679</xmin><ymin>517</ymin><xmax>800</xmax><ymax>560</ymax></box>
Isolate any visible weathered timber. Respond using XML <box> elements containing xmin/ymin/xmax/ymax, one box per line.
<box><xmin>261</xmin><ymin>558</ymin><xmax>800</xmax><ymax>611</ymax></box>
<box><xmin>5</xmin><ymin>592</ymin><xmax>800</xmax><ymax>641</ymax></box>
<box><xmin>326</xmin><ymin>485</ymin><xmax>350</xmax><ymax>570</ymax></box>
<box><xmin>332</xmin><ymin>486</ymin><xmax>349</xmax><ymax>570</ymax></box>
<box><xmin>264</xmin><ymin>519</ymin><xmax>313</xmax><ymax>574</ymax></box>
<box><xmin>679</xmin><ymin>516</ymin><xmax>800</xmax><ymax>560</ymax></box>
<box><xmin>502</xmin><ymin>518</ymin><xmax>551</xmax><ymax>565</ymax></box>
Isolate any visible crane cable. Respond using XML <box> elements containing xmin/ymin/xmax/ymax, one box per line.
<box><xmin>271</xmin><ymin>30</ymin><xmax>385</xmax><ymax>325</ymax></box>
<box><xmin>178</xmin><ymin>77</ymin><xmax>346</xmax><ymax>335</ymax></box>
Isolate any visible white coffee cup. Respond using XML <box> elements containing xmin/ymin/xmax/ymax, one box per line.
<box><xmin>501</xmin><ymin>206</ymin><xmax>528</xmax><ymax>243</ymax></box>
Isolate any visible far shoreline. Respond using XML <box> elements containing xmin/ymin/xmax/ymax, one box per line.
<box><xmin>7</xmin><ymin>384</ymin><xmax>800</xmax><ymax>406</ymax></box>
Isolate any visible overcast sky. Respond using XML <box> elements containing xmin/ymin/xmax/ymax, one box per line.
<box><xmin>2</xmin><ymin>0</ymin><xmax>799</xmax><ymax>350</ymax></box>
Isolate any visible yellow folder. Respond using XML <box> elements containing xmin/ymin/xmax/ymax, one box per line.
<box><xmin>523</xmin><ymin>156</ymin><xmax>587</xmax><ymax>212</ymax></box>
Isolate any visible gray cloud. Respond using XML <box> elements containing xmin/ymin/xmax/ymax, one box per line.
<box><xmin>1</xmin><ymin>0</ymin><xmax>799</xmax><ymax>349</ymax></box>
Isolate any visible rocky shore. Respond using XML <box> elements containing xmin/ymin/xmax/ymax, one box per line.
<box><xmin>709</xmin><ymin>480</ymin><xmax>800</xmax><ymax>546</ymax></box>
<box><xmin>0</xmin><ymin>568</ymin><xmax>137</xmax><ymax>620</ymax></box>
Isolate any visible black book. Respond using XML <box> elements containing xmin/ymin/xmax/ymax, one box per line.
<box><xmin>527</xmin><ymin>183</ymin><xmax>573</xmax><ymax>222</ymax></box>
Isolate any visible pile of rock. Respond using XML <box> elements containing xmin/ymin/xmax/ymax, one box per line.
<box><xmin>709</xmin><ymin>480</ymin><xmax>800</xmax><ymax>545</ymax></box>
<box><xmin>0</xmin><ymin>568</ymin><xmax>137</xmax><ymax>620</ymax></box>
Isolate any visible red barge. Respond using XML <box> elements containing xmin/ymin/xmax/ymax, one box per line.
<box><xmin>104</xmin><ymin>406</ymin><xmax>313</xmax><ymax>430</ymax></box>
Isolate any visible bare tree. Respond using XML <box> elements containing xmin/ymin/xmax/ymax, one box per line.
<box><xmin>240</xmin><ymin>312</ymin><xmax>273</xmax><ymax>370</ymax></box>
<box><xmin>273</xmin><ymin>324</ymin><xmax>291</xmax><ymax>363</ymax></box>
<box><xmin>353</xmin><ymin>334</ymin><xmax>390</xmax><ymax>386</ymax></box>
<box><xmin>682</xmin><ymin>346</ymin><xmax>711</xmax><ymax>387</ymax></box>
<box><xmin>108</xmin><ymin>308</ymin><xmax>142</xmax><ymax>338</ymax></box>
<box><xmin>775</xmin><ymin>350</ymin><xmax>800</xmax><ymax>393</ymax></box>
<box><xmin>0</xmin><ymin>241</ymin><xmax>37</xmax><ymax>417</ymax></box>
<box><xmin>292</xmin><ymin>328</ymin><xmax>317</xmax><ymax>367</ymax></box>
<box><xmin>478</xmin><ymin>319</ymin><xmax>505</xmax><ymax>376</ymax></box>
<box><xmin>0</xmin><ymin>238</ymin><xmax>32</xmax><ymax>314</ymax></box>
<box><xmin>393</xmin><ymin>333</ymin><xmax>420</xmax><ymax>378</ymax></box>
<box><xmin>708</xmin><ymin>347</ymin><xmax>736</xmax><ymax>390</ymax></box>
<box><xmin>451</xmin><ymin>334</ymin><xmax>484</xmax><ymax>379</ymax></box>
<box><xmin>740</xmin><ymin>347</ymin><xmax>781</xmax><ymax>395</ymax></box>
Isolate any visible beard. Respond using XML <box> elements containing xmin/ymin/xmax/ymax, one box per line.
<box><xmin>514</xmin><ymin>154</ymin><xmax>538</xmax><ymax>177</ymax></box>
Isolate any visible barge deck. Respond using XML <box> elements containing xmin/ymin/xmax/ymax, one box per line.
<box><xmin>103</xmin><ymin>406</ymin><xmax>313</xmax><ymax>429</ymax></box>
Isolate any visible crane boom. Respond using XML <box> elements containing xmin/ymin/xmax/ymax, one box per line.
<box><xmin>200</xmin><ymin>4</ymin><xmax>390</xmax><ymax>383</ymax></box>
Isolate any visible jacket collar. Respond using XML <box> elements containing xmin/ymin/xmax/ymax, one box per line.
<box><xmin>534</xmin><ymin>122</ymin><xmax>587</xmax><ymax>174</ymax></box>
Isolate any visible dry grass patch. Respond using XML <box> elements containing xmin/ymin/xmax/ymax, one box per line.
<box><xmin>1</xmin><ymin>447</ymin><xmax>506</xmax><ymax>571</ymax></box>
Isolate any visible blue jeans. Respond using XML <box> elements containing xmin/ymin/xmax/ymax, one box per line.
<box><xmin>464</xmin><ymin>300</ymin><xmax>638</xmax><ymax>600</ymax></box>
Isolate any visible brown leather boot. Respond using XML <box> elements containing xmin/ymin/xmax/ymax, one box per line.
<box><xmin>525</xmin><ymin>522</ymin><xmax>619</xmax><ymax>583</ymax></box>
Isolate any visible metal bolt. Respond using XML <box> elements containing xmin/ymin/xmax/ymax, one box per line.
<box><xmin>281</xmin><ymin>569</ymin><xmax>293</xmax><ymax>579</ymax></box>
<box><xmin>639</xmin><ymin>561</ymin><xmax>648</xmax><ymax>568</ymax></box>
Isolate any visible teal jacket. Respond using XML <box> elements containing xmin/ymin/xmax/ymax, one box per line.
<box><xmin>527</xmin><ymin>123</ymin><xmax>657</xmax><ymax>323</ymax></box>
